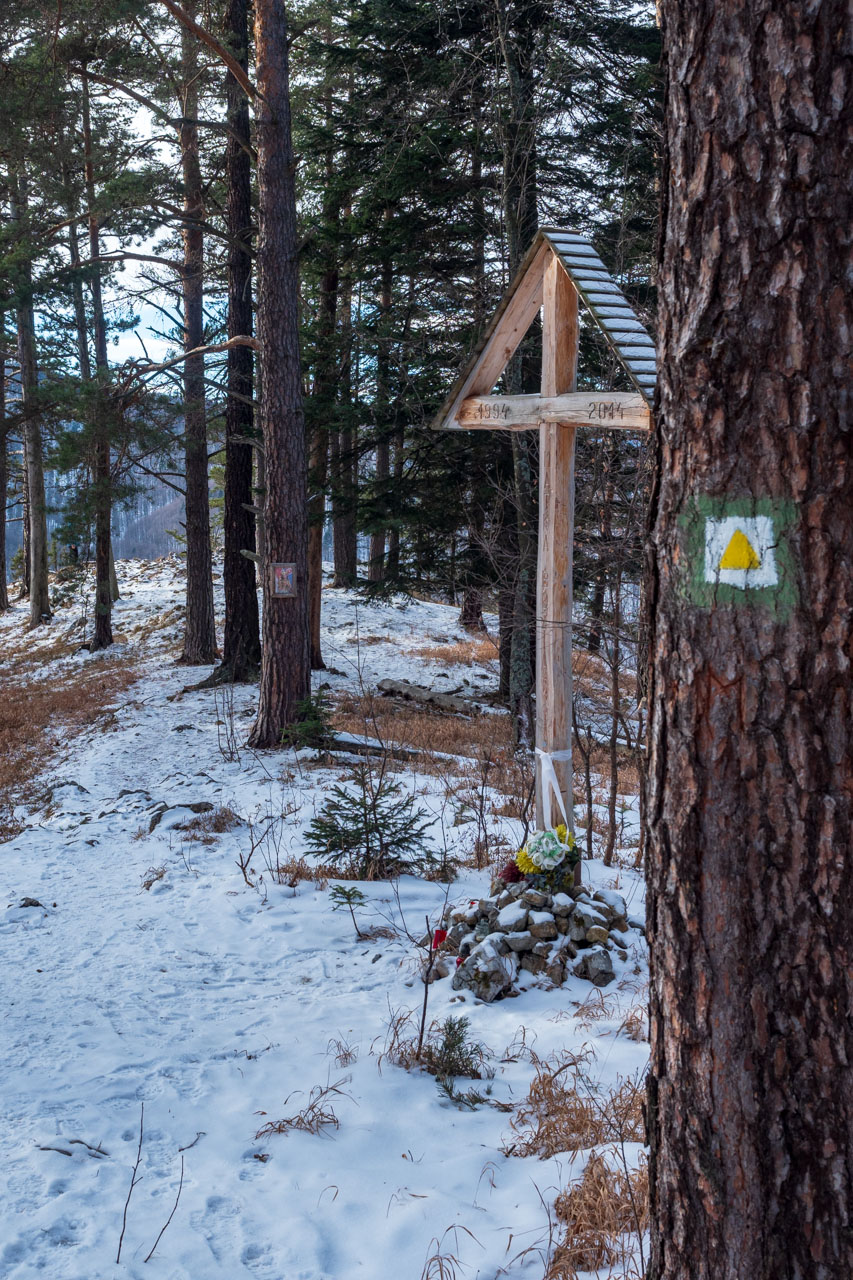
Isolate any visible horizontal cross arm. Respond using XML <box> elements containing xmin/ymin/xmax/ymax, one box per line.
<box><xmin>452</xmin><ymin>391</ymin><xmax>651</xmax><ymax>432</ymax></box>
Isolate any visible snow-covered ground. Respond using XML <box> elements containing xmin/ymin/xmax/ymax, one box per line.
<box><xmin>0</xmin><ymin>560</ymin><xmax>648</xmax><ymax>1280</ymax></box>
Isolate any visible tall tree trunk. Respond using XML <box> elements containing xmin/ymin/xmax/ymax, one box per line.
<box><xmin>385</xmin><ymin>426</ymin><xmax>404</xmax><ymax>580</ymax></box>
<box><xmin>248</xmin><ymin>0</ymin><xmax>310</xmax><ymax>746</ymax></box>
<box><xmin>495</xmin><ymin>0</ymin><xmax>539</xmax><ymax>745</ymax></box>
<box><xmin>307</xmin><ymin>430</ymin><xmax>328</xmax><ymax>669</ymax></box>
<box><xmin>216</xmin><ymin>0</ymin><xmax>260</xmax><ymax>682</ymax></box>
<box><xmin>19</xmin><ymin>437</ymin><xmax>30</xmax><ymax>599</ymax></box>
<box><xmin>368</xmin><ymin>239</ymin><xmax>392</xmax><ymax>583</ymax></box>
<box><xmin>10</xmin><ymin>167</ymin><xmax>50</xmax><ymax>626</ymax></box>
<box><xmin>646</xmin><ymin>3</ymin><xmax>853</xmax><ymax>1277</ymax></box>
<box><xmin>308</xmin><ymin>93</ymin><xmax>341</xmax><ymax>669</ymax></box>
<box><xmin>0</xmin><ymin>350</ymin><xmax>8</xmax><ymax>611</ymax></box>
<box><xmin>179</xmin><ymin>3</ymin><xmax>216</xmax><ymax>664</ymax></box>
<box><xmin>81</xmin><ymin>67</ymin><xmax>114</xmax><ymax>651</ymax></box>
<box><xmin>62</xmin><ymin>160</ymin><xmax>92</xmax><ymax>383</ymax></box>
<box><xmin>332</xmin><ymin>264</ymin><xmax>357</xmax><ymax>586</ymax></box>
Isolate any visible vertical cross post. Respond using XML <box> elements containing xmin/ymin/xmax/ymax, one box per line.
<box><xmin>535</xmin><ymin>255</ymin><xmax>579</xmax><ymax>834</ymax></box>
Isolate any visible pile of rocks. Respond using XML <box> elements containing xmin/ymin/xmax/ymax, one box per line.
<box><xmin>433</xmin><ymin>881</ymin><xmax>642</xmax><ymax>1002</ymax></box>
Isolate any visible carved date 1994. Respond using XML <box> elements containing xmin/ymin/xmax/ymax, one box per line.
<box><xmin>476</xmin><ymin>401</ymin><xmax>510</xmax><ymax>420</ymax></box>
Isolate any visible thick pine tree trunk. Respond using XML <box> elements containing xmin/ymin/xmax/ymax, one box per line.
<box><xmin>646</xmin><ymin>3</ymin><xmax>853</xmax><ymax>1277</ymax></box>
<box><xmin>307</xmin><ymin>137</ymin><xmax>341</xmax><ymax>669</ymax></box>
<box><xmin>0</xmin><ymin>352</ymin><xmax>8</xmax><ymax>611</ymax></box>
<box><xmin>19</xmin><ymin>439</ymin><xmax>30</xmax><ymax>599</ymax></box>
<box><xmin>368</xmin><ymin>243</ymin><xmax>393</xmax><ymax>583</ymax></box>
<box><xmin>10</xmin><ymin>167</ymin><xmax>50</xmax><ymax>624</ymax></box>
<box><xmin>217</xmin><ymin>0</ymin><xmax>260</xmax><ymax>682</ymax></box>
<box><xmin>307</xmin><ymin>428</ymin><xmax>328</xmax><ymax>670</ymax></box>
<box><xmin>495</xmin><ymin>0</ymin><xmax>539</xmax><ymax>746</ymax></box>
<box><xmin>179</xmin><ymin>4</ymin><xmax>216</xmax><ymax>665</ymax></box>
<box><xmin>332</xmin><ymin>264</ymin><xmax>358</xmax><ymax>587</ymax></box>
<box><xmin>248</xmin><ymin>0</ymin><xmax>310</xmax><ymax>747</ymax></box>
<box><xmin>82</xmin><ymin>68</ymin><xmax>114</xmax><ymax>652</ymax></box>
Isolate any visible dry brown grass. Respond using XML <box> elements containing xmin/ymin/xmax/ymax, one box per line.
<box><xmin>333</xmin><ymin>692</ymin><xmax>513</xmax><ymax>761</ymax></box>
<box><xmin>547</xmin><ymin>1153</ymin><xmax>649</xmax><ymax>1279</ymax></box>
<box><xmin>178</xmin><ymin>805</ymin><xmax>242</xmax><ymax>842</ymax></box>
<box><xmin>619</xmin><ymin>1002</ymin><xmax>649</xmax><ymax>1043</ymax></box>
<box><xmin>141</xmin><ymin>866</ymin><xmax>167</xmax><ymax>891</ymax></box>
<box><xmin>0</xmin><ymin>655</ymin><xmax>140</xmax><ymax>838</ymax></box>
<box><xmin>271</xmin><ymin>855</ymin><xmax>329</xmax><ymax>890</ymax></box>
<box><xmin>504</xmin><ymin>1050</ymin><xmax>649</xmax><ymax>1279</ymax></box>
<box><xmin>328</xmin><ymin>1037</ymin><xmax>359</xmax><ymax>1068</ymax></box>
<box><xmin>254</xmin><ymin>1078</ymin><xmax>350</xmax><ymax>1140</ymax></box>
<box><xmin>505</xmin><ymin>1051</ymin><xmax>644</xmax><ymax>1159</ymax></box>
<box><xmin>410</xmin><ymin>636</ymin><xmax>498</xmax><ymax>666</ymax></box>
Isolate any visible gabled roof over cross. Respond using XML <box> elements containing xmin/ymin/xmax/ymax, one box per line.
<box><xmin>432</xmin><ymin>227</ymin><xmax>656</xmax><ymax>433</ymax></box>
<box><xmin>431</xmin><ymin>229</ymin><xmax>656</xmax><ymax>841</ymax></box>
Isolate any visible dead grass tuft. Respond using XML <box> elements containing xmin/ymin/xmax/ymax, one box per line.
<box><xmin>505</xmin><ymin>1051</ymin><xmax>644</xmax><ymax>1159</ymax></box>
<box><xmin>419</xmin><ymin>1226</ymin><xmax>482</xmax><ymax>1280</ymax></box>
<box><xmin>547</xmin><ymin>1152</ymin><xmax>649</xmax><ymax>1279</ymax></box>
<box><xmin>141</xmin><ymin>866</ymin><xmax>167</xmax><ymax>891</ymax></box>
<box><xmin>328</xmin><ymin>1037</ymin><xmax>359</xmax><ymax>1068</ymax></box>
<box><xmin>619</xmin><ymin>1002</ymin><xmax>649</xmax><ymax>1043</ymax></box>
<box><xmin>178</xmin><ymin>805</ymin><xmax>241</xmax><ymax>842</ymax></box>
<box><xmin>254</xmin><ymin>1078</ymin><xmax>349</xmax><ymax>1140</ymax></box>
<box><xmin>410</xmin><ymin>636</ymin><xmax>498</xmax><ymax>666</ymax></box>
<box><xmin>271</xmin><ymin>855</ymin><xmax>329</xmax><ymax>890</ymax></box>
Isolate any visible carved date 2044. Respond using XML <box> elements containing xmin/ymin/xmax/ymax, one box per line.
<box><xmin>588</xmin><ymin>401</ymin><xmax>625</xmax><ymax>421</ymax></box>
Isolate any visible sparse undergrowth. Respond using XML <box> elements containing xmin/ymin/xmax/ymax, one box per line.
<box><xmin>254</xmin><ymin>1078</ymin><xmax>351</xmax><ymax>1141</ymax></box>
<box><xmin>177</xmin><ymin>805</ymin><xmax>242</xmax><ymax>842</ymax></box>
<box><xmin>0</xmin><ymin>654</ymin><xmax>139</xmax><ymax>839</ymax></box>
<box><xmin>504</xmin><ymin>1049</ymin><xmax>648</xmax><ymax>1278</ymax></box>
<box><xmin>548</xmin><ymin>1152</ymin><xmax>649</xmax><ymax>1280</ymax></box>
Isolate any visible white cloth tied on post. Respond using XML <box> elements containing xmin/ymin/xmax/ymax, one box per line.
<box><xmin>535</xmin><ymin>746</ymin><xmax>573</xmax><ymax>834</ymax></box>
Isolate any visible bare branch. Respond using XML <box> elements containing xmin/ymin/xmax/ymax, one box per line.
<box><xmin>121</xmin><ymin>336</ymin><xmax>259</xmax><ymax>384</ymax></box>
<box><xmin>159</xmin><ymin>0</ymin><xmax>258</xmax><ymax>99</ymax></box>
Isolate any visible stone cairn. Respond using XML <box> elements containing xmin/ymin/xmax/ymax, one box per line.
<box><xmin>430</xmin><ymin>880</ymin><xmax>643</xmax><ymax>1003</ymax></box>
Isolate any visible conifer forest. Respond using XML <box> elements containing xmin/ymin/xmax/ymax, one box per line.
<box><xmin>1</xmin><ymin>2</ymin><xmax>850</xmax><ymax>1278</ymax></box>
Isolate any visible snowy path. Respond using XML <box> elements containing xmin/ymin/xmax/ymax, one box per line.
<box><xmin>0</xmin><ymin>565</ymin><xmax>648</xmax><ymax>1279</ymax></box>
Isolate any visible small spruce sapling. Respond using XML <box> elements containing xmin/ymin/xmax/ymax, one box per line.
<box><xmin>305</xmin><ymin>764</ymin><xmax>432</xmax><ymax>879</ymax></box>
<box><xmin>330</xmin><ymin>885</ymin><xmax>368</xmax><ymax>939</ymax></box>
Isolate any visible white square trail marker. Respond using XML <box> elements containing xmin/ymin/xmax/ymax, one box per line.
<box><xmin>431</xmin><ymin>228</ymin><xmax>656</xmax><ymax>837</ymax></box>
<box><xmin>704</xmin><ymin>516</ymin><xmax>778</xmax><ymax>589</ymax></box>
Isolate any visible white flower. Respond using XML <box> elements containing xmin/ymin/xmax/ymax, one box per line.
<box><xmin>527</xmin><ymin>829</ymin><xmax>567</xmax><ymax>870</ymax></box>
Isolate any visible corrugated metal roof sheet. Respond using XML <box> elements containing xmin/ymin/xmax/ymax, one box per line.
<box><xmin>539</xmin><ymin>227</ymin><xmax>656</xmax><ymax>404</ymax></box>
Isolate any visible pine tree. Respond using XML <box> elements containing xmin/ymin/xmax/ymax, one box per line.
<box><xmin>646</xmin><ymin>1</ymin><xmax>853</xmax><ymax>1275</ymax></box>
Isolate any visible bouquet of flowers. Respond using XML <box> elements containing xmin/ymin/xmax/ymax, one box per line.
<box><xmin>498</xmin><ymin>823</ymin><xmax>578</xmax><ymax>894</ymax></box>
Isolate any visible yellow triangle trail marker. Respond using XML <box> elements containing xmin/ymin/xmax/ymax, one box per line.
<box><xmin>719</xmin><ymin>528</ymin><xmax>761</xmax><ymax>571</ymax></box>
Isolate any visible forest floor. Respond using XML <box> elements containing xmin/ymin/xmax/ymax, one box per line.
<box><xmin>0</xmin><ymin>558</ymin><xmax>649</xmax><ymax>1280</ymax></box>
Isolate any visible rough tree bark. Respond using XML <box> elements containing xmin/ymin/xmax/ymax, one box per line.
<box><xmin>645</xmin><ymin>3</ymin><xmax>853</xmax><ymax>1278</ymax></box>
<box><xmin>307</xmin><ymin>106</ymin><xmax>341</xmax><ymax>670</ymax></box>
<box><xmin>368</xmin><ymin>239</ymin><xmax>393</xmax><ymax>584</ymax></box>
<box><xmin>0</xmin><ymin>350</ymin><xmax>8</xmax><ymax>611</ymax></box>
<box><xmin>332</xmin><ymin>260</ymin><xmax>358</xmax><ymax>587</ymax></box>
<box><xmin>248</xmin><ymin>0</ymin><xmax>310</xmax><ymax>746</ymax></box>
<box><xmin>10</xmin><ymin>167</ymin><xmax>50</xmax><ymax>626</ymax></box>
<box><xmin>494</xmin><ymin>0</ymin><xmax>541</xmax><ymax>746</ymax></box>
<box><xmin>179</xmin><ymin>1</ymin><xmax>216</xmax><ymax>664</ymax></box>
<box><xmin>81</xmin><ymin>67</ymin><xmax>114</xmax><ymax>651</ymax></box>
<box><xmin>214</xmin><ymin>0</ymin><xmax>260</xmax><ymax>683</ymax></box>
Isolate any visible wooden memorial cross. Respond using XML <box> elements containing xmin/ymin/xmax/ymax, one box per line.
<box><xmin>432</xmin><ymin>228</ymin><xmax>656</xmax><ymax>840</ymax></box>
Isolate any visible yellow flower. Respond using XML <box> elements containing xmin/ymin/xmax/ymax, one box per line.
<box><xmin>515</xmin><ymin>847</ymin><xmax>539</xmax><ymax>876</ymax></box>
<box><xmin>555</xmin><ymin>824</ymin><xmax>576</xmax><ymax>849</ymax></box>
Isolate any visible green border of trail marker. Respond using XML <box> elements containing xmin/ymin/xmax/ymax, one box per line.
<box><xmin>679</xmin><ymin>495</ymin><xmax>799</xmax><ymax>616</ymax></box>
